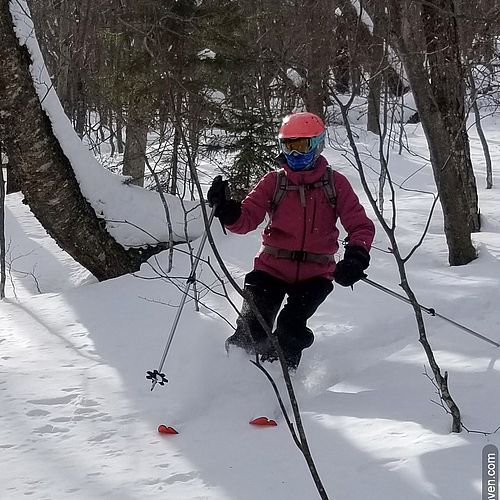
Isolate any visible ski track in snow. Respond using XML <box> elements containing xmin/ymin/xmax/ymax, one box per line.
<box><xmin>2</xmin><ymin>127</ymin><xmax>500</xmax><ymax>499</ymax></box>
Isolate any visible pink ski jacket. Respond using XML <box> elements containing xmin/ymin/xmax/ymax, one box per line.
<box><xmin>226</xmin><ymin>155</ymin><xmax>375</xmax><ymax>283</ymax></box>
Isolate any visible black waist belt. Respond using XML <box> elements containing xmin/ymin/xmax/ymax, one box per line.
<box><xmin>260</xmin><ymin>245</ymin><xmax>335</xmax><ymax>265</ymax></box>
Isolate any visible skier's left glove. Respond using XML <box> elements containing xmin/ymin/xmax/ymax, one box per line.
<box><xmin>333</xmin><ymin>245</ymin><xmax>370</xmax><ymax>287</ymax></box>
<box><xmin>207</xmin><ymin>176</ymin><xmax>241</xmax><ymax>226</ymax></box>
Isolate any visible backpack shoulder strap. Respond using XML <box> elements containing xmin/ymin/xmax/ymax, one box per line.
<box><xmin>271</xmin><ymin>168</ymin><xmax>288</xmax><ymax>212</ymax></box>
<box><xmin>322</xmin><ymin>166</ymin><xmax>337</xmax><ymax>207</ymax></box>
<box><xmin>271</xmin><ymin>166</ymin><xmax>336</xmax><ymax>212</ymax></box>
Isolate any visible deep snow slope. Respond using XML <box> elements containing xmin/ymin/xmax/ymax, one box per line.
<box><xmin>1</xmin><ymin>126</ymin><xmax>500</xmax><ymax>499</ymax></box>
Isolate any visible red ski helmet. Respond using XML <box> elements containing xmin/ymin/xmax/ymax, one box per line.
<box><xmin>278</xmin><ymin>112</ymin><xmax>325</xmax><ymax>139</ymax></box>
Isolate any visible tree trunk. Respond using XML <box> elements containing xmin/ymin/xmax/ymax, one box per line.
<box><xmin>123</xmin><ymin>100</ymin><xmax>148</xmax><ymax>187</ymax></box>
<box><xmin>420</xmin><ymin>0</ymin><xmax>480</xmax><ymax>236</ymax></box>
<box><xmin>5</xmin><ymin>163</ymin><xmax>20</xmax><ymax>194</ymax></box>
<box><xmin>171</xmin><ymin>125</ymin><xmax>180</xmax><ymax>196</ymax></box>
<box><xmin>367</xmin><ymin>11</ymin><xmax>384</xmax><ymax>135</ymax></box>
<box><xmin>303</xmin><ymin>0</ymin><xmax>326</xmax><ymax>116</ymax></box>
<box><xmin>108</xmin><ymin>108</ymin><xmax>116</xmax><ymax>157</ymax></box>
<box><xmin>333</xmin><ymin>49</ymin><xmax>350</xmax><ymax>94</ymax></box>
<box><xmin>74</xmin><ymin>77</ymin><xmax>86</xmax><ymax>138</ymax></box>
<box><xmin>367</xmin><ymin>75</ymin><xmax>382</xmax><ymax>135</ymax></box>
<box><xmin>55</xmin><ymin>0</ymin><xmax>72</xmax><ymax>114</ymax></box>
<box><xmin>169</xmin><ymin>91</ymin><xmax>183</xmax><ymax>196</ymax></box>
<box><xmin>378</xmin><ymin>0</ymin><xmax>479</xmax><ymax>265</ymax></box>
<box><xmin>0</xmin><ymin>0</ymin><xmax>161</xmax><ymax>280</ymax></box>
<box><xmin>116</xmin><ymin>113</ymin><xmax>124</xmax><ymax>155</ymax></box>
<box><xmin>468</xmin><ymin>71</ymin><xmax>493</xmax><ymax>189</ymax></box>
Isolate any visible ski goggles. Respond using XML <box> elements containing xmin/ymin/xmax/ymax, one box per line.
<box><xmin>280</xmin><ymin>132</ymin><xmax>326</xmax><ymax>155</ymax></box>
<box><xmin>280</xmin><ymin>137</ymin><xmax>313</xmax><ymax>154</ymax></box>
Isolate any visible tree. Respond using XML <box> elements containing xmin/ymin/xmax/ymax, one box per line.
<box><xmin>365</xmin><ymin>0</ymin><xmax>480</xmax><ymax>266</ymax></box>
<box><xmin>335</xmin><ymin>94</ymin><xmax>463</xmax><ymax>432</ymax></box>
<box><xmin>455</xmin><ymin>0</ymin><xmax>499</xmax><ymax>190</ymax></box>
<box><xmin>0</xmin><ymin>0</ymin><xmax>162</xmax><ymax>280</ymax></box>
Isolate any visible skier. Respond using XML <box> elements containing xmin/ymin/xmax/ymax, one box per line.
<box><xmin>207</xmin><ymin>111</ymin><xmax>375</xmax><ymax>369</ymax></box>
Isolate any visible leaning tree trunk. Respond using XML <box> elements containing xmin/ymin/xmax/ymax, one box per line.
<box><xmin>0</xmin><ymin>0</ymin><xmax>161</xmax><ymax>281</ymax></box>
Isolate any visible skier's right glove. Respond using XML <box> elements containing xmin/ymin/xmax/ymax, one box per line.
<box><xmin>207</xmin><ymin>176</ymin><xmax>229</xmax><ymax>207</ymax></box>
<box><xmin>207</xmin><ymin>176</ymin><xmax>241</xmax><ymax>226</ymax></box>
<box><xmin>333</xmin><ymin>245</ymin><xmax>370</xmax><ymax>287</ymax></box>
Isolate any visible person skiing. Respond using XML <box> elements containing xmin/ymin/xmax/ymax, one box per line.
<box><xmin>207</xmin><ymin>111</ymin><xmax>375</xmax><ymax>370</ymax></box>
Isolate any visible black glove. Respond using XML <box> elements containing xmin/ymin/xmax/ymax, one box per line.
<box><xmin>333</xmin><ymin>245</ymin><xmax>370</xmax><ymax>287</ymax></box>
<box><xmin>207</xmin><ymin>176</ymin><xmax>230</xmax><ymax>208</ymax></box>
<box><xmin>207</xmin><ymin>176</ymin><xmax>241</xmax><ymax>225</ymax></box>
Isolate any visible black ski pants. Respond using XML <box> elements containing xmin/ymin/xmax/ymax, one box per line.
<box><xmin>234</xmin><ymin>270</ymin><xmax>333</xmax><ymax>356</ymax></box>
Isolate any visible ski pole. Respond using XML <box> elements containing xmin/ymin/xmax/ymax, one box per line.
<box><xmin>147</xmin><ymin>208</ymin><xmax>216</xmax><ymax>390</ymax></box>
<box><xmin>361</xmin><ymin>277</ymin><xmax>500</xmax><ymax>348</ymax></box>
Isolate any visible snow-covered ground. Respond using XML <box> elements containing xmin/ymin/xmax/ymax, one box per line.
<box><xmin>2</xmin><ymin>118</ymin><xmax>500</xmax><ymax>499</ymax></box>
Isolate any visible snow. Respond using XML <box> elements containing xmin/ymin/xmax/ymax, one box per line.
<box><xmin>198</xmin><ymin>48</ymin><xmax>216</xmax><ymax>60</ymax></box>
<box><xmin>3</xmin><ymin>2</ymin><xmax>500</xmax><ymax>498</ymax></box>
<box><xmin>286</xmin><ymin>68</ymin><xmax>306</xmax><ymax>88</ymax></box>
<box><xmin>350</xmin><ymin>0</ymin><xmax>373</xmax><ymax>34</ymax></box>
<box><xmin>2</xmin><ymin>116</ymin><xmax>500</xmax><ymax>498</ymax></box>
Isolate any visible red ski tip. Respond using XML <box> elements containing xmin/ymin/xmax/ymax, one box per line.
<box><xmin>158</xmin><ymin>424</ymin><xmax>179</xmax><ymax>435</ymax></box>
<box><xmin>249</xmin><ymin>417</ymin><xmax>277</xmax><ymax>427</ymax></box>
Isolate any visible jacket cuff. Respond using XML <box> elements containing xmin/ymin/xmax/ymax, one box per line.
<box><xmin>220</xmin><ymin>200</ymin><xmax>242</xmax><ymax>226</ymax></box>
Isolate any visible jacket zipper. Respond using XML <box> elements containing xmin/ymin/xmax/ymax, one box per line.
<box><xmin>295</xmin><ymin>196</ymin><xmax>308</xmax><ymax>283</ymax></box>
